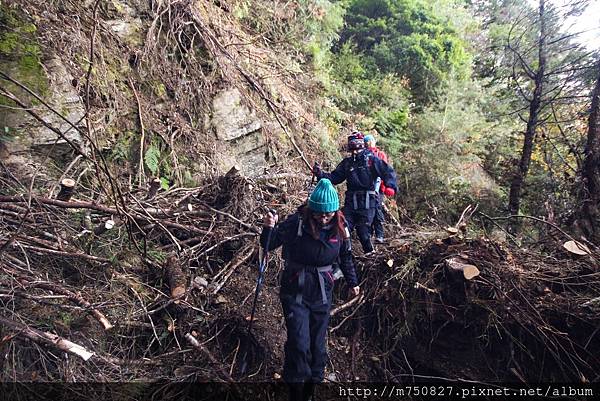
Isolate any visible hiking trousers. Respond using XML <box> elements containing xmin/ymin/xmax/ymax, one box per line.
<box><xmin>373</xmin><ymin>203</ymin><xmax>385</xmax><ymax>239</ymax></box>
<box><xmin>280</xmin><ymin>291</ymin><xmax>332</xmax><ymax>383</ymax></box>
<box><xmin>343</xmin><ymin>206</ymin><xmax>375</xmax><ymax>253</ymax></box>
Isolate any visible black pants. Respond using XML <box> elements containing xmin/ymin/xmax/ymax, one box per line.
<box><xmin>343</xmin><ymin>205</ymin><xmax>375</xmax><ymax>253</ymax></box>
<box><xmin>373</xmin><ymin>204</ymin><xmax>385</xmax><ymax>239</ymax></box>
<box><xmin>280</xmin><ymin>269</ymin><xmax>333</xmax><ymax>384</ymax></box>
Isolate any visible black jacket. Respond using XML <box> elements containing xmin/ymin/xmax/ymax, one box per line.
<box><xmin>260</xmin><ymin>212</ymin><xmax>358</xmax><ymax>288</ymax></box>
<box><xmin>319</xmin><ymin>149</ymin><xmax>397</xmax><ymax>209</ymax></box>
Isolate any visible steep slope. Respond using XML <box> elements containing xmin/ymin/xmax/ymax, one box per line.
<box><xmin>1</xmin><ymin>1</ymin><xmax>599</xmax><ymax>399</ymax></box>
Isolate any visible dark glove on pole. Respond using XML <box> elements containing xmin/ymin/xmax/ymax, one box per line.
<box><xmin>312</xmin><ymin>162</ymin><xmax>322</xmax><ymax>179</ymax></box>
<box><xmin>247</xmin><ymin>209</ymin><xmax>277</xmax><ymax>333</ymax></box>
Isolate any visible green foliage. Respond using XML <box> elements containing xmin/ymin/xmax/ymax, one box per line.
<box><xmin>232</xmin><ymin>0</ymin><xmax>345</xmax><ymax>78</ymax></box>
<box><xmin>0</xmin><ymin>6</ymin><xmax>47</xmax><ymax>109</ymax></box>
<box><xmin>386</xmin><ymin>75</ymin><xmax>513</xmax><ymax>219</ymax></box>
<box><xmin>160</xmin><ymin>177</ymin><xmax>170</xmax><ymax>191</ymax></box>
<box><xmin>147</xmin><ymin>247</ymin><xmax>166</xmax><ymax>263</ymax></box>
<box><xmin>142</xmin><ymin>136</ymin><xmax>174</xmax><ymax>189</ymax></box>
<box><xmin>144</xmin><ymin>144</ymin><xmax>161</xmax><ymax>176</ymax></box>
<box><xmin>337</xmin><ymin>0</ymin><xmax>472</xmax><ymax>105</ymax></box>
<box><xmin>108</xmin><ymin>131</ymin><xmax>134</xmax><ymax>163</ymax></box>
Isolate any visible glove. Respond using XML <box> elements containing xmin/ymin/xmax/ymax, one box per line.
<box><xmin>312</xmin><ymin>162</ymin><xmax>322</xmax><ymax>178</ymax></box>
<box><xmin>383</xmin><ymin>187</ymin><xmax>395</xmax><ymax>197</ymax></box>
<box><xmin>263</xmin><ymin>210</ymin><xmax>279</xmax><ymax>227</ymax></box>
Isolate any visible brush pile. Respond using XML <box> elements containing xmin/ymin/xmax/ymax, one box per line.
<box><xmin>2</xmin><ymin>160</ymin><xmax>599</xmax><ymax>390</ymax></box>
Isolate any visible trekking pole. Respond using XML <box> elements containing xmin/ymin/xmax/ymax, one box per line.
<box><xmin>247</xmin><ymin>208</ymin><xmax>277</xmax><ymax>333</ymax></box>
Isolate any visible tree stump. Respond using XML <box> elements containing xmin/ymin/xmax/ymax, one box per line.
<box><xmin>56</xmin><ymin>178</ymin><xmax>76</xmax><ymax>201</ymax></box>
<box><xmin>145</xmin><ymin>178</ymin><xmax>161</xmax><ymax>200</ymax></box>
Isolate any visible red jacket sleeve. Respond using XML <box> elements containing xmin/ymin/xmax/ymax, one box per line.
<box><xmin>377</xmin><ymin>149</ymin><xmax>389</xmax><ymax>164</ymax></box>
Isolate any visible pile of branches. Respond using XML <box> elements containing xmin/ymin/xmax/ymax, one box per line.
<box><xmin>2</xmin><ymin>144</ymin><xmax>599</xmax><ymax>388</ymax></box>
<box><xmin>0</xmin><ymin>162</ymin><xmax>311</xmax><ymax>383</ymax></box>
<box><xmin>330</xmin><ymin>225</ymin><xmax>600</xmax><ymax>383</ymax></box>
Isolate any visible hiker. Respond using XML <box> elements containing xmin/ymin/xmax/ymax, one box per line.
<box><xmin>261</xmin><ymin>178</ymin><xmax>360</xmax><ymax>401</ymax></box>
<box><xmin>313</xmin><ymin>132</ymin><xmax>397</xmax><ymax>253</ymax></box>
<box><xmin>364</xmin><ymin>134</ymin><xmax>391</xmax><ymax>243</ymax></box>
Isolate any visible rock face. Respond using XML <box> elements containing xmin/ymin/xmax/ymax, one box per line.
<box><xmin>208</xmin><ymin>87</ymin><xmax>267</xmax><ymax>176</ymax></box>
<box><xmin>1</xmin><ymin>57</ymin><xmax>84</xmax><ymax>157</ymax></box>
<box><xmin>103</xmin><ymin>0</ymin><xmax>143</xmax><ymax>43</ymax></box>
<box><xmin>1</xmin><ymin>0</ymin><xmax>284</xmax><ymax>181</ymax></box>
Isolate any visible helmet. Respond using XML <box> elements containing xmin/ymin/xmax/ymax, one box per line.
<box><xmin>364</xmin><ymin>134</ymin><xmax>375</xmax><ymax>145</ymax></box>
<box><xmin>348</xmin><ymin>132</ymin><xmax>365</xmax><ymax>151</ymax></box>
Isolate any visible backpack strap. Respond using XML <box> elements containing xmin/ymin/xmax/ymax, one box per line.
<box><xmin>296</xmin><ymin>216</ymin><xmax>303</xmax><ymax>237</ymax></box>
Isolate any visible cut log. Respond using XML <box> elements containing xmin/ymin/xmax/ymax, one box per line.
<box><xmin>446</xmin><ymin>258</ymin><xmax>480</xmax><ymax>280</ymax></box>
<box><xmin>563</xmin><ymin>240</ymin><xmax>590</xmax><ymax>256</ymax></box>
<box><xmin>145</xmin><ymin>178</ymin><xmax>161</xmax><ymax>200</ymax></box>
<box><xmin>225</xmin><ymin>165</ymin><xmax>241</xmax><ymax>179</ymax></box>
<box><xmin>164</xmin><ymin>255</ymin><xmax>186</xmax><ymax>303</ymax></box>
<box><xmin>56</xmin><ymin>178</ymin><xmax>76</xmax><ymax>201</ymax></box>
<box><xmin>93</xmin><ymin>218</ymin><xmax>116</xmax><ymax>236</ymax></box>
<box><xmin>445</xmin><ymin>227</ymin><xmax>459</xmax><ymax>235</ymax></box>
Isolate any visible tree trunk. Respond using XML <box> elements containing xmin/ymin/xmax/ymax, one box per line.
<box><xmin>507</xmin><ymin>0</ymin><xmax>546</xmax><ymax>231</ymax></box>
<box><xmin>579</xmin><ymin>60</ymin><xmax>600</xmax><ymax>241</ymax></box>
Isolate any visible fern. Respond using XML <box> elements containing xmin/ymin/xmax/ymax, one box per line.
<box><xmin>144</xmin><ymin>144</ymin><xmax>160</xmax><ymax>176</ymax></box>
<box><xmin>160</xmin><ymin>177</ymin><xmax>169</xmax><ymax>191</ymax></box>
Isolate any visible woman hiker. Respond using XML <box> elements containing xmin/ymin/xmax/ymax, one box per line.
<box><xmin>261</xmin><ymin>178</ymin><xmax>360</xmax><ymax>401</ymax></box>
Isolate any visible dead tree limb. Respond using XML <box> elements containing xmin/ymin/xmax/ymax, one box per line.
<box><xmin>0</xmin><ymin>315</ymin><xmax>95</xmax><ymax>361</ymax></box>
<box><xmin>26</xmin><ymin>281</ymin><xmax>114</xmax><ymax>330</ymax></box>
<box><xmin>184</xmin><ymin>333</ymin><xmax>234</xmax><ymax>382</ymax></box>
<box><xmin>165</xmin><ymin>255</ymin><xmax>187</xmax><ymax>303</ymax></box>
<box><xmin>331</xmin><ymin>293</ymin><xmax>365</xmax><ymax>317</ymax></box>
<box><xmin>2</xmin><ymin>242</ymin><xmax>111</xmax><ymax>264</ymax></box>
<box><xmin>202</xmin><ymin>203</ymin><xmax>259</xmax><ymax>233</ymax></box>
<box><xmin>129</xmin><ymin>79</ymin><xmax>147</xmax><ymax>187</ymax></box>
<box><xmin>212</xmin><ymin>246</ymin><xmax>255</xmax><ymax>294</ymax></box>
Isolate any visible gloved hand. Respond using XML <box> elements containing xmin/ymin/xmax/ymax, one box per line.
<box><xmin>263</xmin><ymin>210</ymin><xmax>279</xmax><ymax>227</ymax></box>
<box><xmin>383</xmin><ymin>187</ymin><xmax>395</xmax><ymax>197</ymax></box>
<box><xmin>312</xmin><ymin>162</ymin><xmax>322</xmax><ymax>178</ymax></box>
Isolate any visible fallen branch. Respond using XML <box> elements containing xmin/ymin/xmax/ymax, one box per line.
<box><xmin>331</xmin><ymin>293</ymin><xmax>365</xmax><ymax>317</ymax></box>
<box><xmin>212</xmin><ymin>246</ymin><xmax>255</xmax><ymax>294</ymax></box>
<box><xmin>26</xmin><ymin>281</ymin><xmax>114</xmax><ymax>330</ymax></box>
<box><xmin>0</xmin><ymin>315</ymin><xmax>95</xmax><ymax>361</ymax></box>
<box><xmin>201</xmin><ymin>203</ymin><xmax>259</xmax><ymax>233</ymax></box>
<box><xmin>3</xmin><ymin>242</ymin><xmax>111</xmax><ymax>264</ymax></box>
<box><xmin>185</xmin><ymin>333</ymin><xmax>234</xmax><ymax>382</ymax></box>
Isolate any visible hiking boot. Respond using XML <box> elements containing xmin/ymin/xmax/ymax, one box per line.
<box><xmin>375</xmin><ymin>237</ymin><xmax>385</xmax><ymax>244</ymax></box>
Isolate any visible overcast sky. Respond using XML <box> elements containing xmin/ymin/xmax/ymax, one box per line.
<box><xmin>550</xmin><ymin>0</ymin><xmax>600</xmax><ymax>49</ymax></box>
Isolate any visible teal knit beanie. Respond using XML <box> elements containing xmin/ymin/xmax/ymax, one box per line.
<box><xmin>308</xmin><ymin>178</ymin><xmax>339</xmax><ymax>213</ymax></box>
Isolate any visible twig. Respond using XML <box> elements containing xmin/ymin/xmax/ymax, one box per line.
<box><xmin>212</xmin><ymin>246</ymin><xmax>255</xmax><ymax>294</ymax></box>
<box><xmin>2</xmin><ymin>242</ymin><xmax>110</xmax><ymax>264</ymax></box>
<box><xmin>331</xmin><ymin>293</ymin><xmax>364</xmax><ymax>317</ymax></box>
<box><xmin>330</xmin><ymin>294</ymin><xmax>365</xmax><ymax>332</ymax></box>
<box><xmin>201</xmin><ymin>203</ymin><xmax>259</xmax><ymax>233</ymax></box>
<box><xmin>26</xmin><ymin>281</ymin><xmax>113</xmax><ymax>330</ymax></box>
<box><xmin>185</xmin><ymin>333</ymin><xmax>234</xmax><ymax>382</ymax></box>
<box><xmin>129</xmin><ymin>79</ymin><xmax>147</xmax><ymax>187</ymax></box>
<box><xmin>481</xmin><ymin>213</ymin><xmax>575</xmax><ymax>241</ymax></box>
<box><xmin>0</xmin><ymin>315</ymin><xmax>95</xmax><ymax>361</ymax></box>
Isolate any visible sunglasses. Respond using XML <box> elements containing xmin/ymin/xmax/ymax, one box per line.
<box><xmin>311</xmin><ymin>211</ymin><xmax>335</xmax><ymax>218</ymax></box>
